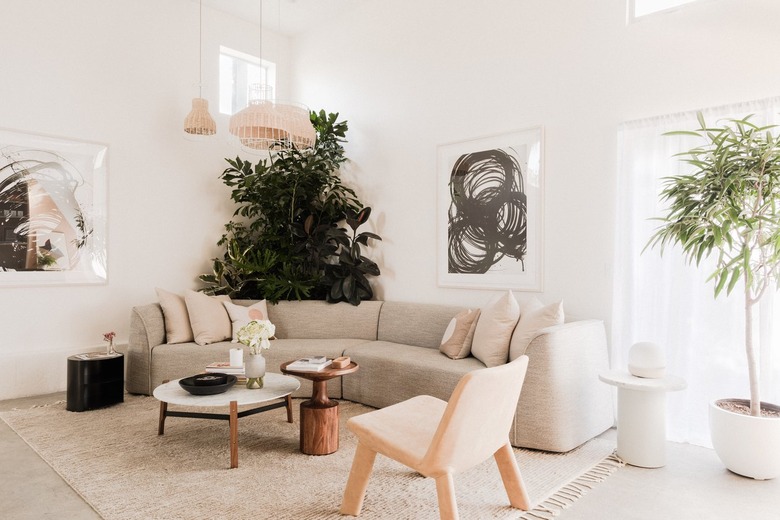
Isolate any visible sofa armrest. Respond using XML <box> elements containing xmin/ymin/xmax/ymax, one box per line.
<box><xmin>126</xmin><ymin>303</ymin><xmax>166</xmax><ymax>395</ymax></box>
<box><xmin>512</xmin><ymin>319</ymin><xmax>614</xmax><ymax>452</ymax></box>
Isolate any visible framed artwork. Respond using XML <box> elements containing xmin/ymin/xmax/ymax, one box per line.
<box><xmin>0</xmin><ymin>129</ymin><xmax>108</xmax><ymax>286</ymax></box>
<box><xmin>437</xmin><ymin>127</ymin><xmax>544</xmax><ymax>291</ymax></box>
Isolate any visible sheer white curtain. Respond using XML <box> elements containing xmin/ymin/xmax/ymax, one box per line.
<box><xmin>613</xmin><ymin>96</ymin><xmax>780</xmax><ymax>447</ymax></box>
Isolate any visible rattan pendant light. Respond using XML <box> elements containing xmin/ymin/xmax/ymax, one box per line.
<box><xmin>228</xmin><ymin>0</ymin><xmax>315</xmax><ymax>151</ymax></box>
<box><xmin>184</xmin><ymin>0</ymin><xmax>216</xmax><ymax>136</ymax></box>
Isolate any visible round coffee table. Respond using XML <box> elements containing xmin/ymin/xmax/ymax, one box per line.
<box><xmin>280</xmin><ymin>360</ymin><xmax>359</xmax><ymax>455</ymax></box>
<box><xmin>153</xmin><ymin>372</ymin><xmax>300</xmax><ymax>469</ymax></box>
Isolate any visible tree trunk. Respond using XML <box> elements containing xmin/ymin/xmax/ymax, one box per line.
<box><xmin>745</xmin><ymin>282</ymin><xmax>761</xmax><ymax>417</ymax></box>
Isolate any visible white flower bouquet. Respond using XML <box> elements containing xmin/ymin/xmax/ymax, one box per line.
<box><xmin>236</xmin><ymin>320</ymin><xmax>275</xmax><ymax>355</ymax></box>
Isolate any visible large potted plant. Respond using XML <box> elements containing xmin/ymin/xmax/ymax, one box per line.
<box><xmin>647</xmin><ymin>113</ymin><xmax>780</xmax><ymax>479</ymax></box>
<box><xmin>199</xmin><ymin>110</ymin><xmax>381</xmax><ymax>305</ymax></box>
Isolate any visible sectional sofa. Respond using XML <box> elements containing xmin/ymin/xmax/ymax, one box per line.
<box><xmin>126</xmin><ymin>299</ymin><xmax>613</xmax><ymax>453</ymax></box>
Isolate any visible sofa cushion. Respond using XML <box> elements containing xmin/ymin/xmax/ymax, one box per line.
<box><xmin>155</xmin><ymin>288</ymin><xmax>194</xmax><ymax>344</ymax></box>
<box><xmin>439</xmin><ymin>309</ymin><xmax>481</xmax><ymax>359</ymax></box>
<box><xmin>342</xmin><ymin>341</ymin><xmax>486</xmax><ymax>407</ymax></box>
<box><xmin>184</xmin><ymin>290</ymin><xmax>231</xmax><ymax>345</ymax></box>
<box><xmin>471</xmin><ymin>291</ymin><xmax>521</xmax><ymax>367</ymax></box>
<box><xmin>267</xmin><ymin>300</ymin><xmax>382</xmax><ymax>340</ymax></box>
<box><xmin>509</xmin><ymin>298</ymin><xmax>564</xmax><ymax>360</ymax></box>
<box><xmin>377</xmin><ymin>301</ymin><xmax>466</xmax><ymax>349</ymax></box>
<box><xmin>223</xmin><ymin>300</ymin><xmax>269</xmax><ymax>342</ymax></box>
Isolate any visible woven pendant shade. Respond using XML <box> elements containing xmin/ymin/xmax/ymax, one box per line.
<box><xmin>229</xmin><ymin>85</ymin><xmax>316</xmax><ymax>151</ymax></box>
<box><xmin>184</xmin><ymin>97</ymin><xmax>217</xmax><ymax>136</ymax></box>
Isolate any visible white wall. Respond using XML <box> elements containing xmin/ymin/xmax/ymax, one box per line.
<box><xmin>4</xmin><ymin>0</ymin><xmax>780</xmax><ymax>400</ymax></box>
<box><xmin>290</xmin><ymin>0</ymin><xmax>780</xmax><ymax>320</ymax></box>
<box><xmin>0</xmin><ymin>0</ymin><xmax>290</xmax><ymax>399</ymax></box>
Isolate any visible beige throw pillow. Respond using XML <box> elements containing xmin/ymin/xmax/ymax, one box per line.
<box><xmin>184</xmin><ymin>290</ymin><xmax>231</xmax><ymax>346</ymax></box>
<box><xmin>155</xmin><ymin>288</ymin><xmax>194</xmax><ymax>344</ymax></box>
<box><xmin>223</xmin><ymin>300</ymin><xmax>269</xmax><ymax>342</ymax></box>
<box><xmin>509</xmin><ymin>297</ymin><xmax>565</xmax><ymax>360</ymax></box>
<box><xmin>471</xmin><ymin>290</ymin><xmax>520</xmax><ymax>367</ymax></box>
<box><xmin>439</xmin><ymin>309</ymin><xmax>481</xmax><ymax>359</ymax></box>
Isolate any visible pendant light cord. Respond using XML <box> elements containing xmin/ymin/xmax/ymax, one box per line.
<box><xmin>198</xmin><ymin>0</ymin><xmax>203</xmax><ymax>98</ymax></box>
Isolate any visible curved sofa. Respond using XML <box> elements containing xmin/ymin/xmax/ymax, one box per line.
<box><xmin>127</xmin><ymin>299</ymin><xmax>613</xmax><ymax>453</ymax></box>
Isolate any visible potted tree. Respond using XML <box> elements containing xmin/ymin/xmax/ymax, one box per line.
<box><xmin>647</xmin><ymin>113</ymin><xmax>780</xmax><ymax>479</ymax></box>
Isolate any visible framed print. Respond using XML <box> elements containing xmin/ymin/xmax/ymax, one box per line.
<box><xmin>437</xmin><ymin>127</ymin><xmax>543</xmax><ymax>291</ymax></box>
<box><xmin>0</xmin><ymin>129</ymin><xmax>108</xmax><ymax>286</ymax></box>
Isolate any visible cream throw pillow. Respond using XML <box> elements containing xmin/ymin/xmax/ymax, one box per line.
<box><xmin>184</xmin><ymin>290</ymin><xmax>231</xmax><ymax>346</ymax></box>
<box><xmin>471</xmin><ymin>291</ymin><xmax>520</xmax><ymax>367</ymax></box>
<box><xmin>509</xmin><ymin>297</ymin><xmax>564</xmax><ymax>360</ymax></box>
<box><xmin>223</xmin><ymin>300</ymin><xmax>269</xmax><ymax>342</ymax></box>
<box><xmin>439</xmin><ymin>309</ymin><xmax>481</xmax><ymax>359</ymax></box>
<box><xmin>155</xmin><ymin>288</ymin><xmax>194</xmax><ymax>344</ymax></box>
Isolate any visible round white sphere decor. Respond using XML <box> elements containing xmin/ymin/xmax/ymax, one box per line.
<box><xmin>627</xmin><ymin>342</ymin><xmax>666</xmax><ymax>379</ymax></box>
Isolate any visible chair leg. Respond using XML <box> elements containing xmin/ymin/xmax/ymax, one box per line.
<box><xmin>340</xmin><ymin>442</ymin><xmax>377</xmax><ymax>516</ymax></box>
<box><xmin>434</xmin><ymin>473</ymin><xmax>459</xmax><ymax>520</ymax></box>
<box><xmin>494</xmin><ymin>442</ymin><xmax>530</xmax><ymax>510</ymax></box>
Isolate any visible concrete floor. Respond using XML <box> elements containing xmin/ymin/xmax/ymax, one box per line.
<box><xmin>1</xmin><ymin>392</ymin><xmax>779</xmax><ymax>520</ymax></box>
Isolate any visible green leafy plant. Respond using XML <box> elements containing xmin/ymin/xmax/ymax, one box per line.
<box><xmin>199</xmin><ymin>110</ymin><xmax>381</xmax><ymax>304</ymax></box>
<box><xmin>646</xmin><ymin>113</ymin><xmax>780</xmax><ymax>416</ymax></box>
<box><xmin>324</xmin><ymin>207</ymin><xmax>382</xmax><ymax>305</ymax></box>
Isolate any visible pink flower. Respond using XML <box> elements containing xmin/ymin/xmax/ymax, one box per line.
<box><xmin>103</xmin><ymin>332</ymin><xmax>116</xmax><ymax>343</ymax></box>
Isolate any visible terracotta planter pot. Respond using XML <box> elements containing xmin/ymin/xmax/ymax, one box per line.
<box><xmin>709</xmin><ymin>398</ymin><xmax>780</xmax><ymax>480</ymax></box>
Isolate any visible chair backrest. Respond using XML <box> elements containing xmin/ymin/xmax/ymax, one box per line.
<box><xmin>419</xmin><ymin>355</ymin><xmax>529</xmax><ymax>476</ymax></box>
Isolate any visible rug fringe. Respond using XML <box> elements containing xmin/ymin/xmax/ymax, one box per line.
<box><xmin>519</xmin><ymin>451</ymin><xmax>625</xmax><ymax>520</ymax></box>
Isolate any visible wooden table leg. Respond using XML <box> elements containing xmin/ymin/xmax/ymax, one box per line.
<box><xmin>300</xmin><ymin>379</ymin><xmax>339</xmax><ymax>455</ymax></box>
<box><xmin>158</xmin><ymin>401</ymin><xmax>167</xmax><ymax>435</ymax></box>
<box><xmin>229</xmin><ymin>401</ymin><xmax>238</xmax><ymax>469</ymax></box>
<box><xmin>286</xmin><ymin>394</ymin><xmax>294</xmax><ymax>423</ymax></box>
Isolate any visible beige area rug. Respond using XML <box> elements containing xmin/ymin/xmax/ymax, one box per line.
<box><xmin>1</xmin><ymin>395</ymin><xmax>622</xmax><ymax>520</ymax></box>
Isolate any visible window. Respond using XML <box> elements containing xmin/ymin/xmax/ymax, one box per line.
<box><xmin>629</xmin><ymin>0</ymin><xmax>700</xmax><ymax>20</ymax></box>
<box><xmin>219</xmin><ymin>46</ymin><xmax>276</xmax><ymax>115</ymax></box>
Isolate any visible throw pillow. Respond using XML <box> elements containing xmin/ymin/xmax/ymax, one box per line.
<box><xmin>471</xmin><ymin>290</ymin><xmax>521</xmax><ymax>367</ymax></box>
<box><xmin>439</xmin><ymin>309</ymin><xmax>481</xmax><ymax>359</ymax></box>
<box><xmin>223</xmin><ymin>300</ymin><xmax>270</xmax><ymax>342</ymax></box>
<box><xmin>509</xmin><ymin>298</ymin><xmax>565</xmax><ymax>360</ymax></box>
<box><xmin>155</xmin><ymin>288</ymin><xmax>194</xmax><ymax>344</ymax></box>
<box><xmin>184</xmin><ymin>290</ymin><xmax>231</xmax><ymax>346</ymax></box>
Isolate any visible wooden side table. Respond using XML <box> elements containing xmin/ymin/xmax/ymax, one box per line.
<box><xmin>67</xmin><ymin>353</ymin><xmax>124</xmax><ymax>412</ymax></box>
<box><xmin>280</xmin><ymin>360</ymin><xmax>359</xmax><ymax>455</ymax></box>
<box><xmin>599</xmin><ymin>370</ymin><xmax>686</xmax><ymax>468</ymax></box>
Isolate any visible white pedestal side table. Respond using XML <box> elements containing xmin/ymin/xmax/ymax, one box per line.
<box><xmin>599</xmin><ymin>370</ymin><xmax>686</xmax><ymax>468</ymax></box>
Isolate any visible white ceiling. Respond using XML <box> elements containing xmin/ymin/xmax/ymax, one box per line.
<box><xmin>200</xmin><ymin>0</ymin><xmax>360</xmax><ymax>35</ymax></box>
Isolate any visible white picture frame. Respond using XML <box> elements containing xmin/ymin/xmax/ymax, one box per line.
<box><xmin>437</xmin><ymin>127</ymin><xmax>544</xmax><ymax>291</ymax></box>
<box><xmin>0</xmin><ymin>129</ymin><xmax>108</xmax><ymax>286</ymax></box>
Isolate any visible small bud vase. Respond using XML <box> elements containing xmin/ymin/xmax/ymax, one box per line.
<box><xmin>245</xmin><ymin>352</ymin><xmax>266</xmax><ymax>389</ymax></box>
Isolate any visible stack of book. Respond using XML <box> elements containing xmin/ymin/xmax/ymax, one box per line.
<box><xmin>286</xmin><ymin>357</ymin><xmax>332</xmax><ymax>372</ymax></box>
<box><xmin>205</xmin><ymin>362</ymin><xmax>246</xmax><ymax>382</ymax></box>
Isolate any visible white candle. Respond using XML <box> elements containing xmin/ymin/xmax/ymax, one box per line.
<box><xmin>229</xmin><ymin>348</ymin><xmax>244</xmax><ymax>367</ymax></box>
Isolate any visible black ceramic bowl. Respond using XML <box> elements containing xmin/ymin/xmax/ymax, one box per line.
<box><xmin>179</xmin><ymin>374</ymin><xmax>237</xmax><ymax>395</ymax></box>
<box><xmin>192</xmin><ymin>373</ymin><xmax>228</xmax><ymax>386</ymax></box>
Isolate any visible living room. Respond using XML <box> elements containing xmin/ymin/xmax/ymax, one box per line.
<box><xmin>2</xmin><ymin>0</ymin><xmax>779</xmax><ymax>518</ymax></box>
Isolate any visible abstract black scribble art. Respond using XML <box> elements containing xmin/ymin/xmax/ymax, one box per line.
<box><xmin>448</xmin><ymin>148</ymin><xmax>527</xmax><ymax>274</ymax></box>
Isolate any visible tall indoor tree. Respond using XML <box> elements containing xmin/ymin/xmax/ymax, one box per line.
<box><xmin>647</xmin><ymin>113</ymin><xmax>780</xmax><ymax>418</ymax></box>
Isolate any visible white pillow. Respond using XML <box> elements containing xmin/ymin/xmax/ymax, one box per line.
<box><xmin>471</xmin><ymin>291</ymin><xmax>521</xmax><ymax>367</ymax></box>
<box><xmin>184</xmin><ymin>290</ymin><xmax>231</xmax><ymax>346</ymax></box>
<box><xmin>223</xmin><ymin>300</ymin><xmax>270</xmax><ymax>342</ymax></box>
<box><xmin>439</xmin><ymin>309</ymin><xmax>481</xmax><ymax>360</ymax></box>
<box><xmin>509</xmin><ymin>298</ymin><xmax>564</xmax><ymax>360</ymax></box>
<box><xmin>155</xmin><ymin>288</ymin><xmax>194</xmax><ymax>344</ymax></box>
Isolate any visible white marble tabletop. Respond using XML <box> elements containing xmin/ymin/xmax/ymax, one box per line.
<box><xmin>599</xmin><ymin>370</ymin><xmax>687</xmax><ymax>392</ymax></box>
<box><xmin>153</xmin><ymin>372</ymin><xmax>300</xmax><ymax>407</ymax></box>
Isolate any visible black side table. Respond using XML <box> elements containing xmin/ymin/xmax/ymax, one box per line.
<box><xmin>67</xmin><ymin>353</ymin><xmax>124</xmax><ymax>412</ymax></box>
